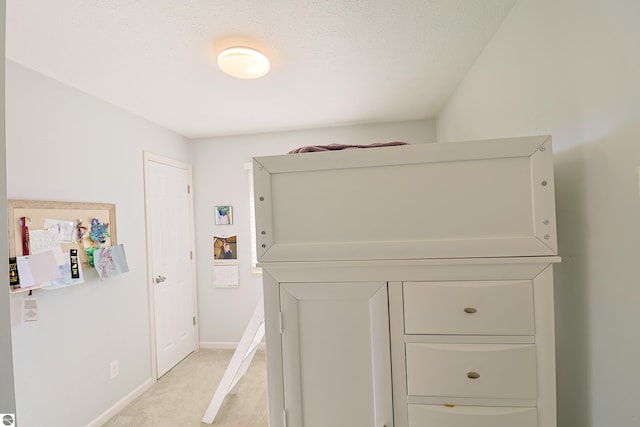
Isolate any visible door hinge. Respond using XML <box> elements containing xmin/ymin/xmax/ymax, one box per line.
<box><xmin>283</xmin><ymin>409</ymin><xmax>287</xmax><ymax>427</ymax></box>
<box><xmin>190</xmin><ymin>250</ymin><xmax>193</xmax><ymax>260</ymax></box>
<box><xmin>193</xmin><ymin>316</ymin><xmax>196</xmax><ymax>326</ymax></box>
<box><xmin>187</xmin><ymin>185</ymin><xmax>190</xmax><ymax>194</ymax></box>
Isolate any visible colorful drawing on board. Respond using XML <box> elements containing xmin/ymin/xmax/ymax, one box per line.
<box><xmin>85</xmin><ymin>247</ymin><xmax>98</xmax><ymax>267</ymax></box>
<box><xmin>89</xmin><ymin>218</ymin><xmax>110</xmax><ymax>244</ymax></box>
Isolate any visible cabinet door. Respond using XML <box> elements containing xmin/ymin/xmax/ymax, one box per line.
<box><xmin>280</xmin><ymin>282</ymin><xmax>393</xmax><ymax>427</ymax></box>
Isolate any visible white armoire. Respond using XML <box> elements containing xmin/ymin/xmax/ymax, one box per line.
<box><xmin>253</xmin><ymin>136</ymin><xmax>559</xmax><ymax>427</ymax></box>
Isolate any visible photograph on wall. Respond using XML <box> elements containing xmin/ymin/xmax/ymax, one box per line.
<box><xmin>213</xmin><ymin>234</ymin><xmax>239</xmax><ymax>288</ymax></box>
<box><xmin>213</xmin><ymin>235</ymin><xmax>237</xmax><ymax>260</ymax></box>
<box><xmin>215</xmin><ymin>205</ymin><xmax>233</xmax><ymax>225</ymax></box>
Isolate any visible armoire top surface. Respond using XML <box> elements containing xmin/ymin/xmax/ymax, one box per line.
<box><xmin>253</xmin><ymin>135</ymin><xmax>558</xmax><ymax>263</ymax></box>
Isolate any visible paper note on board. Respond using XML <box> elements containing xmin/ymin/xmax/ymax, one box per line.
<box><xmin>94</xmin><ymin>244</ymin><xmax>129</xmax><ymax>280</ymax></box>
<box><xmin>16</xmin><ymin>251</ymin><xmax>61</xmax><ymax>287</ymax></box>
<box><xmin>28</xmin><ymin>229</ymin><xmax>66</xmax><ymax>265</ymax></box>
<box><xmin>45</xmin><ymin>250</ymin><xmax>85</xmax><ymax>290</ymax></box>
<box><xmin>43</xmin><ymin>218</ymin><xmax>77</xmax><ymax>243</ymax></box>
<box><xmin>15</xmin><ymin>257</ymin><xmax>36</xmax><ymax>287</ymax></box>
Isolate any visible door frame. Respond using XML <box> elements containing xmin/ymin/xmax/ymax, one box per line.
<box><xmin>143</xmin><ymin>151</ymin><xmax>199</xmax><ymax>379</ymax></box>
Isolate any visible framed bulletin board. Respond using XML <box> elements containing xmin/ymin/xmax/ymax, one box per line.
<box><xmin>8</xmin><ymin>199</ymin><xmax>117</xmax><ymax>265</ymax></box>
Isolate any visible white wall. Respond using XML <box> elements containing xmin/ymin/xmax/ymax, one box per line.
<box><xmin>0</xmin><ymin>0</ymin><xmax>17</xmax><ymax>417</ymax></box>
<box><xmin>5</xmin><ymin>60</ymin><xmax>190</xmax><ymax>427</ymax></box>
<box><xmin>436</xmin><ymin>1</ymin><xmax>640</xmax><ymax>426</ymax></box>
<box><xmin>191</xmin><ymin>119</ymin><xmax>436</xmax><ymax>344</ymax></box>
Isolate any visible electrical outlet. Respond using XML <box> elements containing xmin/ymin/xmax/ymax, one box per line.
<box><xmin>110</xmin><ymin>360</ymin><xmax>119</xmax><ymax>380</ymax></box>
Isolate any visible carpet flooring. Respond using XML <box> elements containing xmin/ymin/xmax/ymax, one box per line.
<box><xmin>103</xmin><ymin>349</ymin><xmax>268</xmax><ymax>427</ymax></box>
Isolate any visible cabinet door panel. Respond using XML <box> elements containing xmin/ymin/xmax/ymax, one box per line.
<box><xmin>281</xmin><ymin>282</ymin><xmax>393</xmax><ymax>427</ymax></box>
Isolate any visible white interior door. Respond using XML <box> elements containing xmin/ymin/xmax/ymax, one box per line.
<box><xmin>145</xmin><ymin>154</ymin><xmax>196</xmax><ymax>378</ymax></box>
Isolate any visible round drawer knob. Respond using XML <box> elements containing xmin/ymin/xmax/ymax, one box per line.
<box><xmin>466</xmin><ymin>371</ymin><xmax>480</xmax><ymax>379</ymax></box>
<box><xmin>463</xmin><ymin>307</ymin><xmax>477</xmax><ymax>314</ymax></box>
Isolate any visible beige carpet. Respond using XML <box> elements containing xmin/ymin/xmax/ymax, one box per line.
<box><xmin>103</xmin><ymin>349</ymin><xmax>268</xmax><ymax>427</ymax></box>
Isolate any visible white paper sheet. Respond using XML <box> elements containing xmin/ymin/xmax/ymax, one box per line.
<box><xmin>44</xmin><ymin>257</ymin><xmax>85</xmax><ymax>290</ymax></box>
<box><xmin>28</xmin><ymin>229</ymin><xmax>66</xmax><ymax>265</ymax></box>
<box><xmin>43</xmin><ymin>218</ymin><xmax>77</xmax><ymax>243</ymax></box>
<box><xmin>15</xmin><ymin>257</ymin><xmax>36</xmax><ymax>287</ymax></box>
<box><xmin>23</xmin><ymin>297</ymin><xmax>39</xmax><ymax>322</ymax></box>
<box><xmin>94</xmin><ymin>244</ymin><xmax>129</xmax><ymax>280</ymax></box>
<box><xmin>16</xmin><ymin>251</ymin><xmax>61</xmax><ymax>288</ymax></box>
<box><xmin>213</xmin><ymin>261</ymin><xmax>239</xmax><ymax>288</ymax></box>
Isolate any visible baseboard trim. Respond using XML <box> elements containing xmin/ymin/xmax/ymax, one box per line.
<box><xmin>200</xmin><ymin>341</ymin><xmax>238</xmax><ymax>350</ymax></box>
<box><xmin>200</xmin><ymin>341</ymin><xmax>265</xmax><ymax>351</ymax></box>
<box><xmin>86</xmin><ymin>377</ymin><xmax>155</xmax><ymax>427</ymax></box>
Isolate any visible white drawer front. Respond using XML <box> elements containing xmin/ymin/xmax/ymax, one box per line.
<box><xmin>404</xmin><ymin>280</ymin><xmax>535</xmax><ymax>335</ymax></box>
<box><xmin>408</xmin><ymin>404</ymin><xmax>537</xmax><ymax>427</ymax></box>
<box><xmin>406</xmin><ymin>343</ymin><xmax>537</xmax><ymax>399</ymax></box>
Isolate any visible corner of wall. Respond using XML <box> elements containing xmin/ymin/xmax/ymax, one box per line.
<box><xmin>0</xmin><ymin>0</ymin><xmax>17</xmax><ymax>416</ymax></box>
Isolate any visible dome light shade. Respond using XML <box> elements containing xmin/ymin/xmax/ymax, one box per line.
<box><xmin>217</xmin><ymin>47</ymin><xmax>270</xmax><ymax>79</ymax></box>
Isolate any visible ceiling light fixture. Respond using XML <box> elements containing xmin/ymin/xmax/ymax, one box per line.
<box><xmin>217</xmin><ymin>47</ymin><xmax>270</xmax><ymax>79</ymax></box>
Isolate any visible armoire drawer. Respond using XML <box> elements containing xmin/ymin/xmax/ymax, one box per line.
<box><xmin>407</xmin><ymin>404</ymin><xmax>537</xmax><ymax>427</ymax></box>
<box><xmin>403</xmin><ymin>280</ymin><xmax>534</xmax><ymax>335</ymax></box>
<box><xmin>405</xmin><ymin>343</ymin><xmax>537</xmax><ymax>399</ymax></box>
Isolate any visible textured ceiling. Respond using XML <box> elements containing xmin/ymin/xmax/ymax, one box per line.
<box><xmin>6</xmin><ymin>0</ymin><xmax>516</xmax><ymax>139</ymax></box>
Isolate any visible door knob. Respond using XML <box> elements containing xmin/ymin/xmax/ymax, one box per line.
<box><xmin>154</xmin><ymin>275</ymin><xmax>166</xmax><ymax>283</ymax></box>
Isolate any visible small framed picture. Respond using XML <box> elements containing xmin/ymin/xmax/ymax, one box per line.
<box><xmin>215</xmin><ymin>205</ymin><xmax>233</xmax><ymax>225</ymax></box>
